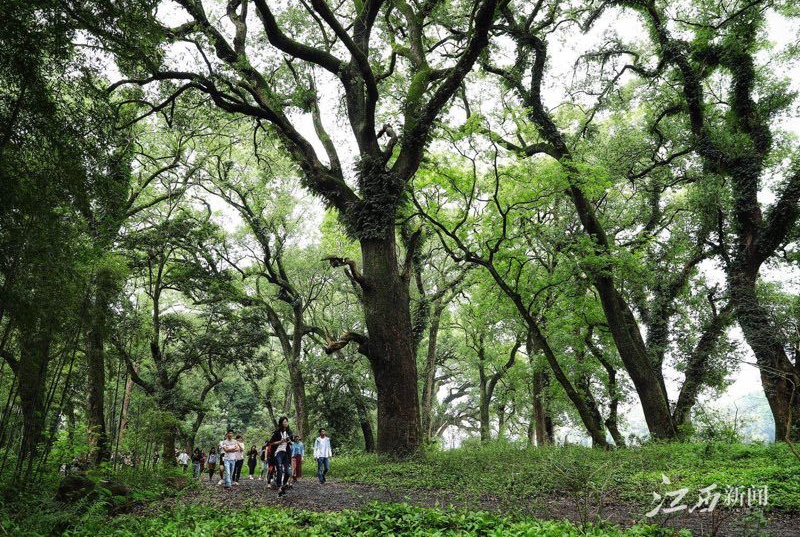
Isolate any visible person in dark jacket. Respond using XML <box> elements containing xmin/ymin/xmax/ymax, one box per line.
<box><xmin>191</xmin><ymin>448</ymin><xmax>203</xmax><ymax>478</ymax></box>
<box><xmin>247</xmin><ymin>446</ymin><xmax>258</xmax><ymax>479</ymax></box>
<box><xmin>268</xmin><ymin>416</ymin><xmax>293</xmax><ymax>496</ymax></box>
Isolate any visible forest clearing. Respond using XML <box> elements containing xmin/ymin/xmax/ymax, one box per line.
<box><xmin>2</xmin><ymin>0</ymin><xmax>800</xmax><ymax>535</ymax></box>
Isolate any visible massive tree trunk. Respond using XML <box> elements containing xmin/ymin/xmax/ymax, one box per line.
<box><xmin>17</xmin><ymin>329</ymin><xmax>51</xmax><ymax>468</ymax></box>
<box><xmin>162</xmin><ymin>424</ymin><xmax>177</xmax><ymax>467</ymax></box>
<box><xmin>86</xmin><ymin>268</ymin><xmax>114</xmax><ymax>464</ymax></box>
<box><xmin>361</xmin><ymin>233</ymin><xmax>421</xmax><ymax>455</ymax></box>
<box><xmin>585</xmin><ymin>266</ymin><xmax>676</xmax><ymax>440</ymax></box>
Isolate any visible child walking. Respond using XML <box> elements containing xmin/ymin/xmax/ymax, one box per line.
<box><xmin>291</xmin><ymin>435</ymin><xmax>304</xmax><ymax>482</ymax></box>
<box><xmin>206</xmin><ymin>447</ymin><xmax>218</xmax><ymax>482</ymax></box>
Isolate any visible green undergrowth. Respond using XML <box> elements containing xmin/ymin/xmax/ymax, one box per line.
<box><xmin>0</xmin><ymin>465</ymin><xmax>195</xmax><ymax>535</ymax></box>
<box><xmin>335</xmin><ymin>441</ymin><xmax>800</xmax><ymax>513</ymax></box>
<box><xmin>1</xmin><ymin>442</ymin><xmax>796</xmax><ymax>535</ymax></box>
<box><xmin>63</xmin><ymin>502</ymin><xmax>687</xmax><ymax>536</ymax></box>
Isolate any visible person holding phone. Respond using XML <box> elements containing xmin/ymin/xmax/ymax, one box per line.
<box><xmin>247</xmin><ymin>445</ymin><xmax>258</xmax><ymax>479</ymax></box>
<box><xmin>268</xmin><ymin>416</ymin><xmax>293</xmax><ymax>496</ymax></box>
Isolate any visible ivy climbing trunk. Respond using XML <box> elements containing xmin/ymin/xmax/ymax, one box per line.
<box><xmin>531</xmin><ymin>368</ymin><xmax>553</xmax><ymax>446</ymax></box>
<box><xmin>478</xmin><ymin>379</ymin><xmax>491</xmax><ymax>443</ymax></box>
<box><xmin>360</xmin><ymin>232</ymin><xmax>421</xmax><ymax>456</ymax></box>
<box><xmin>730</xmin><ymin>270</ymin><xmax>800</xmax><ymax>441</ymax></box>
<box><xmin>162</xmin><ymin>427</ymin><xmax>177</xmax><ymax>467</ymax></box>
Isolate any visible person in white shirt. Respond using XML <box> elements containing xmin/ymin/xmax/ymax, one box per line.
<box><xmin>220</xmin><ymin>429</ymin><xmax>241</xmax><ymax>490</ymax></box>
<box><xmin>314</xmin><ymin>428</ymin><xmax>332</xmax><ymax>484</ymax></box>
<box><xmin>177</xmin><ymin>450</ymin><xmax>190</xmax><ymax>471</ymax></box>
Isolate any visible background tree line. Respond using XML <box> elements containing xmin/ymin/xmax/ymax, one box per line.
<box><xmin>1</xmin><ymin>0</ymin><xmax>799</xmax><ymax>482</ymax></box>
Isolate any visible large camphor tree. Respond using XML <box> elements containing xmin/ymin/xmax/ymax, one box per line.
<box><xmin>75</xmin><ymin>0</ymin><xmax>504</xmax><ymax>454</ymax></box>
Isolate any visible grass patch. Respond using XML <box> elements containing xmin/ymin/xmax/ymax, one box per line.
<box><xmin>335</xmin><ymin>442</ymin><xmax>800</xmax><ymax>513</ymax></box>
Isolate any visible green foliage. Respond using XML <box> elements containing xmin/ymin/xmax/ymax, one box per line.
<box><xmin>63</xmin><ymin>502</ymin><xmax>684</xmax><ymax>536</ymax></box>
<box><xmin>0</xmin><ymin>466</ymin><xmax>193</xmax><ymax>536</ymax></box>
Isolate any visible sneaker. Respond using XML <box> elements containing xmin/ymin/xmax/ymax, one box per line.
<box><xmin>233</xmin><ymin>481</ymin><xmax>239</xmax><ymax>486</ymax></box>
<box><xmin>217</xmin><ymin>479</ymin><xmax>223</xmax><ymax>485</ymax></box>
<box><xmin>249</xmin><ymin>475</ymin><xmax>253</xmax><ymax>480</ymax></box>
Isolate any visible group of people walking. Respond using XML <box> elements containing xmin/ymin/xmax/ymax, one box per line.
<box><xmin>184</xmin><ymin>417</ymin><xmax>333</xmax><ymax>497</ymax></box>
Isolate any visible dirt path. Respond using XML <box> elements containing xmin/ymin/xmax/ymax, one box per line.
<box><xmin>144</xmin><ymin>475</ymin><xmax>798</xmax><ymax>536</ymax></box>
<box><xmin>175</xmin><ymin>475</ymin><xmax>469</xmax><ymax>512</ymax></box>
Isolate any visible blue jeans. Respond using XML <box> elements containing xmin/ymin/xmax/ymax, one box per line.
<box><xmin>193</xmin><ymin>462</ymin><xmax>201</xmax><ymax>478</ymax></box>
<box><xmin>317</xmin><ymin>457</ymin><xmax>329</xmax><ymax>483</ymax></box>
<box><xmin>275</xmin><ymin>450</ymin><xmax>291</xmax><ymax>488</ymax></box>
<box><xmin>223</xmin><ymin>458</ymin><xmax>236</xmax><ymax>488</ymax></box>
